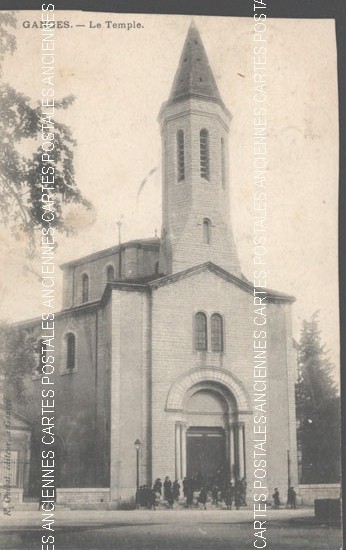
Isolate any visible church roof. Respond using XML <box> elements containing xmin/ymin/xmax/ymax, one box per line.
<box><xmin>60</xmin><ymin>237</ymin><xmax>160</xmax><ymax>269</ymax></box>
<box><xmin>166</xmin><ymin>22</ymin><xmax>227</xmax><ymax>111</ymax></box>
<box><xmin>14</xmin><ymin>262</ymin><xmax>294</xmax><ymax>329</ymax></box>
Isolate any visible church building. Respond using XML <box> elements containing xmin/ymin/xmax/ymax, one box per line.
<box><xmin>14</xmin><ymin>23</ymin><xmax>298</xmax><ymax>506</ymax></box>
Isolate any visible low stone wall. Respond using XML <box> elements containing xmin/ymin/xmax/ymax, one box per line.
<box><xmin>298</xmin><ymin>484</ymin><xmax>341</xmax><ymax>506</ymax></box>
<box><xmin>55</xmin><ymin>485</ymin><xmax>340</xmax><ymax>509</ymax></box>
<box><xmin>56</xmin><ymin>488</ymin><xmax>138</xmax><ymax>509</ymax></box>
<box><xmin>56</xmin><ymin>488</ymin><xmax>110</xmax><ymax>506</ymax></box>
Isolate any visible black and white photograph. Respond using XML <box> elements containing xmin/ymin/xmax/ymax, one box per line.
<box><xmin>0</xmin><ymin>5</ymin><xmax>343</xmax><ymax>549</ymax></box>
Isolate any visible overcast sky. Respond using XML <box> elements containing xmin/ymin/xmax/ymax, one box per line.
<box><xmin>0</xmin><ymin>12</ymin><xmax>340</xmax><ymax>376</ymax></box>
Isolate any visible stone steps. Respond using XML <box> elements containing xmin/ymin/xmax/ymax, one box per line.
<box><xmin>11</xmin><ymin>502</ymin><xmax>69</xmax><ymax>511</ymax></box>
<box><xmin>154</xmin><ymin>498</ymin><xmax>245</xmax><ymax>511</ymax></box>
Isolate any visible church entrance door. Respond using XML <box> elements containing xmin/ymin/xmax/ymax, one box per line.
<box><xmin>186</xmin><ymin>427</ymin><xmax>227</xmax><ymax>486</ymax></box>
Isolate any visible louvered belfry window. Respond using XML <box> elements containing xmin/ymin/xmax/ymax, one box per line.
<box><xmin>200</xmin><ymin>129</ymin><xmax>210</xmax><ymax>180</ymax></box>
<box><xmin>177</xmin><ymin>129</ymin><xmax>185</xmax><ymax>182</ymax></box>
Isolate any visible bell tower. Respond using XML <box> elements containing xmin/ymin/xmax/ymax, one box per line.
<box><xmin>159</xmin><ymin>22</ymin><xmax>241</xmax><ymax>277</ymax></box>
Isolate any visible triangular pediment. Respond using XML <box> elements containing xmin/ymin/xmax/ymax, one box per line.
<box><xmin>149</xmin><ymin>262</ymin><xmax>295</xmax><ymax>302</ymax></box>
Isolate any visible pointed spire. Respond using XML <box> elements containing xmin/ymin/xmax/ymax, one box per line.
<box><xmin>167</xmin><ymin>22</ymin><xmax>225</xmax><ymax>109</ymax></box>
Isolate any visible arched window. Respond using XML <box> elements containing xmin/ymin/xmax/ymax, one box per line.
<box><xmin>200</xmin><ymin>129</ymin><xmax>210</xmax><ymax>180</ymax></box>
<box><xmin>195</xmin><ymin>312</ymin><xmax>207</xmax><ymax>351</ymax></box>
<box><xmin>66</xmin><ymin>333</ymin><xmax>76</xmax><ymax>371</ymax></box>
<box><xmin>106</xmin><ymin>265</ymin><xmax>115</xmax><ymax>281</ymax></box>
<box><xmin>177</xmin><ymin>129</ymin><xmax>185</xmax><ymax>182</ymax></box>
<box><xmin>211</xmin><ymin>313</ymin><xmax>223</xmax><ymax>352</ymax></box>
<box><xmin>203</xmin><ymin>218</ymin><xmax>211</xmax><ymax>244</ymax></box>
<box><xmin>221</xmin><ymin>137</ymin><xmax>226</xmax><ymax>189</ymax></box>
<box><xmin>82</xmin><ymin>274</ymin><xmax>89</xmax><ymax>303</ymax></box>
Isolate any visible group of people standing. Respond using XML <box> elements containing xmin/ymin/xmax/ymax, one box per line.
<box><xmin>136</xmin><ymin>474</ymin><xmax>248</xmax><ymax>510</ymax></box>
<box><xmin>189</xmin><ymin>478</ymin><xmax>247</xmax><ymax>510</ymax></box>
<box><xmin>183</xmin><ymin>475</ymin><xmax>247</xmax><ymax>510</ymax></box>
<box><xmin>137</xmin><ymin>476</ymin><xmax>298</xmax><ymax>510</ymax></box>
<box><xmin>136</xmin><ymin>477</ymin><xmax>181</xmax><ymax>509</ymax></box>
<box><xmin>272</xmin><ymin>486</ymin><xmax>297</xmax><ymax>509</ymax></box>
<box><xmin>153</xmin><ymin>476</ymin><xmax>181</xmax><ymax>508</ymax></box>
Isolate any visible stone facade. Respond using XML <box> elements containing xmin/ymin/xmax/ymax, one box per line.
<box><xmin>298</xmin><ymin>484</ymin><xmax>341</xmax><ymax>506</ymax></box>
<box><xmin>12</xmin><ymin>23</ymin><xmax>298</xmax><ymax>506</ymax></box>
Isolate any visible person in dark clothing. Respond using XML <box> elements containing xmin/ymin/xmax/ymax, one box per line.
<box><xmin>288</xmin><ymin>486</ymin><xmax>297</xmax><ymax>509</ymax></box>
<box><xmin>167</xmin><ymin>487</ymin><xmax>175</xmax><ymax>509</ymax></box>
<box><xmin>234</xmin><ymin>482</ymin><xmax>242</xmax><ymax>510</ymax></box>
<box><xmin>287</xmin><ymin>487</ymin><xmax>291</xmax><ymax>508</ymax></box>
<box><xmin>291</xmin><ymin>487</ymin><xmax>297</xmax><ymax>509</ymax></box>
<box><xmin>272</xmin><ymin>488</ymin><xmax>280</xmax><ymax>509</ymax></box>
<box><xmin>163</xmin><ymin>476</ymin><xmax>172</xmax><ymax>501</ymax></box>
<box><xmin>212</xmin><ymin>484</ymin><xmax>219</xmax><ymax>506</ymax></box>
<box><xmin>186</xmin><ymin>483</ymin><xmax>194</xmax><ymax>508</ymax></box>
<box><xmin>148</xmin><ymin>488</ymin><xmax>157</xmax><ymax>510</ymax></box>
<box><xmin>145</xmin><ymin>485</ymin><xmax>153</xmax><ymax>508</ymax></box>
<box><xmin>234</xmin><ymin>491</ymin><xmax>242</xmax><ymax>510</ymax></box>
<box><xmin>198</xmin><ymin>487</ymin><xmax>208</xmax><ymax>510</ymax></box>
<box><xmin>135</xmin><ymin>486</ymin><xmax>141</xmax><ymax>508</ymax></box>
<box><xmin>153</xmin><ymin>478</ymin><xmax>162</xmax><ymax>498</ymax></box>
<box><xmin>182</xmin><ymin>477</ymin><xmax>188</xmax><ymax>498</ymax></box>
<box><xmin>172</xmin><ymin>480</ymin><xmax>180</xmax><ymax>501</ymax></box>
<box><xmin>240</xmin><ymin>477</ymin><xmax>247</xmax><ymax>506</ymax></box>
<box><xmin>233</xmin><ymin>479</ymin><xmax>243</xmax><ymax>509</ymax></box>
<box><xmin>234</xmin><ymin>479</ymin><xmax>242</xmax><ymax>495</ymax></box>
<box><xmin>225</xmin><ymin>482</ymin><xmax>235</xmax><ymax>510</ymax></box>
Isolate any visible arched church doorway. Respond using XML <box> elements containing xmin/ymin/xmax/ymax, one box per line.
<box><xmin>166</xmin><ymin>368</ymin><xmax>251</xmax><ymax>484</ymax></box>
<box><xmin>185</xmin><ymin>389</ymin><xmax>229</xmax><ymax>485</ymax></box>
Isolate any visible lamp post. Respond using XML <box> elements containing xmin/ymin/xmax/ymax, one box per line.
<box><xmin>287</xmin><ymin>450</ymin><xmax>291</xmax><ymax>507</ymax></box>
<box><xmin>287</xmin><ymin>450</ymin><xmax>291</xmax><ymax>489</ymax></box>
<box><xmin>134</xmin><ymin>439</ymin><xmax>141</xmax><ymax>506</ymax></box>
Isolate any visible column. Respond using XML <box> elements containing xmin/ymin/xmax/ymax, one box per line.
<box><xmin>242</xmin><ymin>423</ymin><xmax>246</xmax><ymax>480</ymax></box>
<box><xmin>175</xmin><ymin>423</ymin><xmax>182</xmax><ymax>480</ymax></box>
<box><xmin>226</xmin><ymin>426</ymin><xmax>230</xmax><ymax>475</ymax></box>
<box><xmin>181</xmin><ymin>424</ymin><xmax>187</xmax><ymax>479</ymax></box>
<box><xmin>231</xmin><ymin>422</ymin><xmax>241</xmax><ymax>480</ymax></box>
<box><xmin>238</xmin><ymin>422</ymin><xmax>245</xmax><ymax>479</ymax></box>
<box><xmin>229</xmin><ymin>424</ymin><xmax>235</xmax><ymax>480</ymax></box>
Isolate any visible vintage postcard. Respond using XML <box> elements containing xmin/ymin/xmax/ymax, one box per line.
<box><xmin>0</xmin><ymin>7</ymin><xmax>342</xmax><ymax>549</ymax></box>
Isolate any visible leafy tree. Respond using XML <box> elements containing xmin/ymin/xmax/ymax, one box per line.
<box><xmin>295</xmin><ymin>311</ymin><xmax>341</xmax><ymax>483</ymax></box>
<box><xmin>0</xmin><ymin>321</ymin><xmax>36</xmax><ymax>405</ymax></box>
<box><xmin>0</xmin><ymin>12</ymin><xmax>90</xmax><ymax>256</ymax></box>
